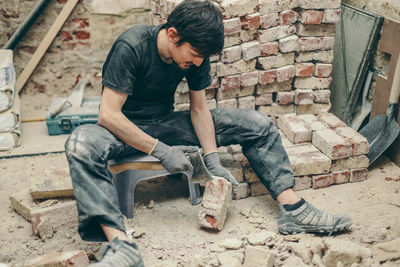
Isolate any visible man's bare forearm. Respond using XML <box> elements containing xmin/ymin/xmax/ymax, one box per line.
<box><xmin>190</xmin><ymin>105</ymin><xmax>218</xmax><ymax>155</ymax></box>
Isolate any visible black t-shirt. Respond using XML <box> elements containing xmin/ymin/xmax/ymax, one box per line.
<box><xmin>102</xmin><ymin>24</ymin><xmax>213</xmax><ymax>119</ymax></box>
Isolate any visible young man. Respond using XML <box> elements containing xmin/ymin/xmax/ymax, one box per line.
<box><xmin>65</xmin><ymin>0</ymin><xmax>352</xmax><ymax>265</ymax></box>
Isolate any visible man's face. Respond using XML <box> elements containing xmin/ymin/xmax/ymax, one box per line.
<box><xmin>170</xmin><ymin>42</ymin><xmax>204</xmax><ymax>70</ymax></box>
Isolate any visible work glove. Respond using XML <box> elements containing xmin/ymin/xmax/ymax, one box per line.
<box><xmin>203</xmin><ymin>151</ymin><xmax>239</xmax><ymax>186</ymax></box>
<box><xmin>151</xmin><ymin>140</ymin><xmax>199</xmax><ymax>178</ymax></box>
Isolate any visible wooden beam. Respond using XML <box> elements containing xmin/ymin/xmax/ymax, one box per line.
<box><xmin>109</xmin><ymin>162</ymin><xmax>165</xmax><ymax>175</ymax></box>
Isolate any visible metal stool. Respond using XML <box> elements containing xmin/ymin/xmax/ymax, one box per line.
<box><xmin>108</xmin><ymin>152</ymin><xmax>202</xmax><ymax>218</ymax></box>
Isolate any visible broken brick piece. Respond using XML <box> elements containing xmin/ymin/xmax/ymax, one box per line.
<box><xmin>24</xmin><ymin>250</ymin><xmax>89</xmax><ymax>267</ymax></box>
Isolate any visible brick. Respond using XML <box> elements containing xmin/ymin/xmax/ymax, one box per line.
<box><xmin>175</xmin><ymin>103</ymin><xmax>190</xmax><ymax>111</ymax></box>
<box><xmin>299</xmin><ymin>0</ymin><xmax>341</xmax><ymax>9</ymax></box>
<box><xmin>224</xmin><ymin>18</ymin><xmax>241</xmax><ymax>35</ymax></box>
<box><xmin>220</xmin><ymin>0</ymin><xmax>259</xmax><ymax>18</ymax></box>
<box><xmin>221</xmin><ymin>45</ymin><xmax>242</xmax><ymax>63</ymax></box>
<box><xmin>319</xmin><ymin>36</ymin><xmax>335</xmax><ymax>50</ymax></box>
<box><xmin>298</xmin><ymin>114</ymin><xmax>327</xmax><ymax>131</ymax></box>
<box><xmin>312</xmin><ymin>129</ymin><xmax>350</xmax><ymax>159</ymax></box>
<box><xmin>349</xmin><ymin>168</ymin><xmax>368</xmax><ymax>183</ymax></box>
<box><xmin>24</xmin><ymin>250</ymin><xmax>89</xmax><ymax>267</ymax></box>
<box><xmin>294</xmin><ymin>89</ymin><xmax>314</xmax><ymax>105</ymax></box>
<box><xmin>285</xmin><ymin>143</ymin><xmax>320</xmax><ymax>154</ymax></box>
<box><xmin>314</xmin><ymin>89</ymin><xmax>330</xmax><ymax>103</ymax></box>
<box><xmin>233</xmin><ymin>183</ymin><xmax>250</xmax><ymax>200</ymax></box>
<box><xmin>259</xmin><ymin>69</ymin><xmax>277</xmax><ymax>85</ymax></box>
<box><xmin>335</xmin><ymin>127</ymin><xmax>370</xmax><ymax>156</ymax></box>
<box><xmin>259</xmin><ymin>0</ymin><xmax>298</xmax><ymax>14</ymax></box>
<box><xmin>257</xmin><ymin>52</ymin><xmax>295</xmax><ymax>70</ymax></box>
<box><xmin>259</xmin><ymin>13</ymin><xmax>279</xmax><ymax>29</ymax></box>
<box><xmin>296</xmin><ymin>50</ymin><xmax>334</xmax><ymax>63</ymax></box>
<box><xmin>330</xmin><ymin>155</ymin><xmax>369</xmax><ymax>172</ymax></box>
<box><xmin>259</xmin><ymin>103</ymin><xmax>295</xmax><ymax>117</ymax></box>
<box><xmin>175</xmin><ymin>92</ymin><xmax>189</xmax><ymax>104</ymax></box>
<box><xmin>317</xmin><ymin>113</ymin><xmax>347</xmax><ymax>129</ymax></box>
<box><xmin>277</xmin><ymin>113</ymin><xmax>312</xmax><ymax>144</ymax></box>
<box><xmin>220</xmin><ymin>153</ymin><xmax>244</xmax><ymax>183</ymax></box>
<box><xmin>250</xmin><ymin>182</ymin><xmax>269</xmax><ymax>197</ymax></box>
<box><xmin>217</xmin><ymin>59</ymin><xmax>256</xmax><ymax>77</ymax></box>
<box><xmin>258</xmin><ymin>25</ymin><xmax>296</xmax><ymax>43</ymax></box>
<box><xmin>323</xmin><ymin>9</ymin><xmax>341</xmax><ymax>24</ymax></box>
<box><xmin>211</xmin><ymin>62</ymin><xmax>217</xmax><ymax>76</ymax></box>
<box><xmin>300</xmin><ymin>10</ymin><xmax>323</xmax><ymax>24</ymax></box>
<box><xmin>207</xmin><ymin>99</ymin><xmax>217</xmax><ymax>110</ymax></box>
<box><xmin>221</xmin><ymin>75</ymin><xmax>240</xmax><ymax>91</ymax></box>
<box><xmin>238</xmin><ymin>95</ymin><xmax>255</xmax><ymax>109</ymax></box>
<box><xmin>299</xmin><ymin>36</ymin><xmax>335</xmax><ymax>51</ymax></box>
<box><xmin>206</xmin><ymin>88</ymin><xmax>216</xmax><ymax>99</ymax></box>
<box><xmin>296</xmin><ymin>63</ymin><xmax>314</xmax><ymax>77</ymax></box>
<box><xmin>312</xmin><ymin>173</ymin><xmax>333</xmax><ymax>189</ymax></box>
<box><xmin>240</xmin><ymin>71</ymin><xmax>259</xmax><ymax>87</ymax></box>
<box><xmin>176</xmin><ymin>81</ymin><xmax>189</xmax><ymax>94</ymax></box>
<box><xmin>198</xmin><ymin>177</ymin><xmax>232</xmax><ymax>231</ymax></box>
<box><xmin>257</xmin><ymin>80</ymin><xmax>292</xmax><ymax>94</ymax></box>
<box><xmin>297</xmin><ymin>24</ymin><xmax>336</xmax><ymax>37</ymax></box>
<box><xmin>240</xmin><ymin>29</ymin><xmax>258</xmax><ymax>42</ymax></box>
<box><xmin>276</xmin><ymin>91</ymin><xmax>295</xmax><ymax>105</ymax></box>
<box><xmin>244</xmin><ymin>246</ymin><xmax>275</xmax><ymax>267</ymax></box>
<box><xmin>314</xmin><ymin>63</ymin><xmax>333</xmax><ymax>77</ymax></box>
<box><xmin>261</xmin><ymin>42</ymin><xmax>279</xmax><ymax>56</ymax></box>
<box><xmin>296</xmin><ymin>103</ymin><xmax>331</xmax><ymax>115</ymax></box>
<box><xmin>241</xmin><ymin>13</ymin><xmax>261</xmax><ymax>30</ymax></box>
<box><xmin>241</xmin><ymin>40</ymin><xmax>261</xmax><ymax>61</ymax></box>
<box><xmin>279</xmin><ymin>10</ymin><xmax>299</xmax><ymax>25</ymax></box>
<box><xmin>277</xmin><ymin>65</ymin><xmax>295</xmax><ymax>82</ymax></box>
<box><xmin>224</xmin><ymin>33</ymin><xmax>241</xmax><ymax>48</ymax></box>
<box><xmin>288</xmin><ymin>150</ymin><xmax>331</xmax><ymax>176</ymax></box>
<box><xmin>30</xmin><ymin>169</ymin><xmax>73</xmax><ymax>200</ymax></box>
<box><xmin>73</xmin><ymin>30</ymin><xmax>90</xmax><ymax>40</ymax></box>
<box><xmin>279</xmin><ymin>35</ymin><xmax>299</xmax><ymax>53</ymax></box>
<box><xmin>280</xmin><ymin>129</ymin><xmax>295</xmax><ymax>148</ymax></box>
<box><xmin>332</xmin><ymin>170</ymin><xmax>350</xmax><ymax>184</ymax></box>
<box><xmin>255</xmin><ymin>93</ymin><xmax>273</xmax><ymax>106</ymax></box>
<box><xmin>207</xmin><ymin>77</ymin><xmax>219</xmax><ymax>90</ymax></box>
<box><xmin>294</xmin><ymin>76</ymin><xmax>332</xmax><ymax>89</ymax></box>
<box><xmin>218</xmin><ymin>99</ymin><xmax>238</xmax><ymax>109</ymax></box>
<box><xmin>294</xmin><ymin>176</ymin><xmax>312</xmax><ymax>191</ymax></box>
<box><xmin>210</xmin><ymin>54</ymin><xmax>220</xmax><ymax>62</ymax></box>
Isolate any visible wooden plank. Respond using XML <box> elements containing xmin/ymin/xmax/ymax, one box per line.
<box><xmin>30</xmin><ymin>169</ymin><xmax>74</xmax><ymax>200</ymax></box>
<box><xmin>109</xmin><ymin>162</ymin><xmax>164</xmax><ymax>175</ymax></box>
<box><xmin>16</xmin><ymin>0</ymin><xmax>79</xmax><ymax>94</ymax></box>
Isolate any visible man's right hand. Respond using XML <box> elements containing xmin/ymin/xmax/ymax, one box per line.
<box><xmin>150</xmin><ymin>140</ymin><xmax>199</xmax><ymax>177</ymax></box>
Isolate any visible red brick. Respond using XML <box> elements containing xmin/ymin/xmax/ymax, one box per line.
<box><xmin>241</xmin><ymin>40</ymin><xmax>261</xmax><ymax>61</ymax></box>
<box><xmin>294</xmin><ymin>176</ymin><xmax>312</xmax><ymax>191</ymax></box>
<box><xmin>260</xmin><ymin>42</ymin><xmax>279</xmax><ymax>56</ymax></box>
<box><xmin>250</xmin><ymin>183</ymin><xmax>269</xmax><ymax>197</ymax></box>
<box><xmin>319</xmin><ymin>37</ymin><xmax>335</xmax><ymax>50</ymax></box>
<box><xmin>314</xmin><ymin>63</ymin><xmax>333</xmax><ymax>77</ymax></box>
<box><xmin>260</xmin><ymin>13</ymin><xmax>279</xmax><ymax>29</ymax></box>
<box><xmin>218</xmin><ymin>99</ymin><xmax>237</xmax><ymax>109</ymax></box>
<box><xmin>221</xmin><ymin>45</ymin><xmax>242</xmax><ymax>63</ymax></box>
<box><xmin>314</xmin><ymin>89</ymin><xmax>330</xmax><ymax>103</ymax></box>
<box><xmin>241</xmin><ymin>13</ymin><xmax>260</xmax><ymax>30</ymax></box>
<box><xmin>312</xmin><ymin>128</ymin><xmax>350</xmax><ymax>159</ymax></box>
<box><xmin>323</xmin><ymin>9</ymin><xmax>341</xmax><ymax>24</ymax></box>
<box><xmin>335</xmin><ymin>127</ymin><xmax>370</xmax><ymax>156</ymax></box>
<box><xmin>207</xmin><ymin>77</ymin><xmax>220</xmax><ymax>89</ymax></box>
<box><xmin>299</xmin><ymin>37</ymin><xmax>320</xmax><ymax>51</ymax></box>
<box><xmin>350</xmin><ymin>168</ymin><xmax>368</xmax><ymax>183</ymax></box>
<box><xmin>221</xmin><ymin>75</ymin><xmax>240</xmax><ymax>91</ymax></box>
<box><xmin>175</xmin><ymin>103</ymin><xmax>190</xmax><ymax>111</ymax></box>
<box><xmin>332</xmin><ymin>170</ymin><xmax>350</xmax><ymax>184</ymax></box>
<box><xmin>296</xmin><ymin>63</ymin><xmax>314</xmax><ymax>77</ymax></box>
<box><xmin>317</xmin><ymin>113</ymin><xmax>346</xmax><ymax>129</ymax></box>
<box><xmin>279</xmin><ymin>35</ymin><xmax>299</xmax><ymax>53</ymax></box>
<box><xmin>294</xmin><ymin>89</ymin><xmax>314</xmax><ymax>105</ymax></box>
<box><xmin>24</xmin><ymin>250</ymin><xmax>89</xmax><ymax>267</ymax></box>
<box><xmin>255</xmin><ymin>93</ymin><xmax>273</xmax><ymax>106</ymax></box>
<box><xmin>277</xmin><ymin>113</ymin><xmax>312</xmax><ymax>143</ymax></box>
<box><xmin>60</xmin><ymin>31</ymin><xmax>73</xmax><ymax>41</ymax></box>
<box><xmin>259</xmin><ymin>69</ymin><xmax>277</xmax><ymax>85</ymax></box>
<box><xmin>72</xmin><ymin>18</ymin><xmax>89</xmax><ymax>28</ymax></box>
<box><xmin>238</xmin><ymin>95</ymin><xmax>255</xmax><ymax>109</ymax></box>
<box><xmin>301</xmin><ymin>10</ymin><xmax>323</xmax><ymax>24</ymax></box>
<box><xmin>73</xmin><ymin>30</ymin><xmax>90</xmax><ymax>40</ymax></box>
<box><xmin>277</xmin><ymin>65</ymin><xmax>295</xmax><ymax>82</ymax></box>
<box><xmin>224</xmin><ymin>18</ymin><xmax>241</xmax><ymax>35</ymax></box>
<box><xmin>276</xmin><ymin>91</ymin><xmax>295</xmax><ymax>105</ymax></box>
<box><xmin>241</xmin><ymin>71</ymin><xmax>259</xmax><ymax>87</ymax></box>
<box><xmin>280</xmin><ymin>10</ymin><xmax>299</xmax><ymax>25</ymax></box>
<box><xmin>312</xmin><ymin>173</ymin><xmax>333</xmax><ymax>189</ymax></box>
<box><xmin>207</xmin><ymin>99</ymin><xmax>217</xmax><ymax>110</ymax></box>
<box><xmin>233</xmin><ymin>183</ymin><xmax>250</xmax><ymax>200</ymax></box>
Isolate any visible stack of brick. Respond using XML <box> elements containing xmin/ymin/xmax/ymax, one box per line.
<box><xmin>149</xmin><ymin>0</ymin><xmax>340</xmax><ymax>115</ymax></box>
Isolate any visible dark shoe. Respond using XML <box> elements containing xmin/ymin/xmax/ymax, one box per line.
<box><xmin>90</xmin><ymin>238</ymin><xmax>144</xmax><ymax>267</ymax></box>
<box><xmin>278</xmin><ymin>201</ymin><xmax>352</xmax><ymax>235</ymax></box>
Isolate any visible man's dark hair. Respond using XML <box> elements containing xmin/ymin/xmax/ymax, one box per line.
<box><xmin>163</xmin><ymin>0</ymin><xmax>224</xmax><ymax>57</ymax></box>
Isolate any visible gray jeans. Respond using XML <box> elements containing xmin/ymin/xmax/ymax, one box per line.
<box><xmin>65</xmin><ymin>108</ymin><xmax>295</xmax><ymax>241</ymax></box>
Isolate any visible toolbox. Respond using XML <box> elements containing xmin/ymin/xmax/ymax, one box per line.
<box><xmin>46</xmin><ymin>96</ymin><xmax>101</xmax><ymax>135</ymax></box>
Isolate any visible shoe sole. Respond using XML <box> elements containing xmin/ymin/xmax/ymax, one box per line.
<box><xmin>278</xmin><ymin>221</ymin><xmax>352</xmax><ymax>235</ymax></box>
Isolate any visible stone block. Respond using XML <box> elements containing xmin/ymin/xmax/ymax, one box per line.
<box><xmin>294</xmin><ymin>176</ymin><xmax>312</xmax><ymax>191</ymax></box>
<box><xmin>288</xmin><ymin>149</ymin><xmax>331</xmax><ymax>176</ymax></box>
<box><xmin>296</xmin><ymin>63</ymin><xmax>314</xmax><ymax>77</ymax></box>
<box><xmin>258</xmin><ymin>25</ymin><xmax>296</xmax><ymax>43</ymax></box>
<box><xmin>30</xmin><ymin>169</ymin><xmax>73</xmax><ymax>200</ymax></box>
<box><xmin>221</xmin><ymin>75</ymin><xmax>240</xmax><ymax>92</ymax></box>
<box><xmin>276</xmin><ymin>91</ymin><xmax>295</xmax><ymax>105</ymax></box>
<box><xmin>295</xmin><ymin>50</ymin><xmax>334</xmax><ymax>63</ymax></box>
<box><xmin>296</xmin><ymin>24</ymin><xmax>336</xmax><ymax>37</ymax></box>
<box><xmin>300</xmin><ymin>10</ymin><xmax>323</xmax><ymax>24</ymax></box>
<box><xmin>323</xmin><ymin>9</ymin><xmax>341</xmax><ymax>24</ymax></box>
<box><xmin>277</xmin><ymin>65</ymin><xmax>295</xmax><ymax>82</ymax></box>
<box><xmin>317</xmin><ymin>113</ymin><xmax>347</xmax><ymax>129</ymax></box>
<box><xmin>24</xmin><ymin>250</ymin><xmax>89</xmax><ymax>267</ymax></box>
<box><xmin>280</xmin><ymin>10</ymin><xmax>299</xmax><ymax>25</ymax></box>
<box><xmin>314</xmin><ymin>63</ymin><xmax>333</xmax><ymax>77</ymax></box>
<box><xmin>260</xmin><ymin>42</ymin><xmax>279</xmax><ymax>56</ymax></box>
<box><xmin>218</xmin><ymin>99</ymin><xmax>238</xmax><ymax>109</ymax></box>
<box><xmin>241</xmin><ymin>71</ymin><xmax>259</xmax><ymax>87</ymax></box>
<box><xmin>332</xmin><ymin>170</ymin><xmax>350</xmax><ymax>184</ymax></box>
<box><xmin>314</xmin><ymin>89</ymin><xmax>331</xmax><ymax>103</ymax></box>
<box><xmin>312</xmin><ymin>173</ymin><xmax>333</xmax><ymax>189</ymax></box>
<box><xmin>330</xmin><ymin>155</ymin><xmax>369</xmax><ymax>172</ymax></box>
<box><xmin>241</xmin><ymin>13</ymin><xmax>261</xmax><ymax>30</ymax></box>
<box><xmin>250</xmin><ymin>182</ymin><xmax>269</xmax><ymax>197</ymax></box>
<box><xmin>220</xmin><ymin>0</ymin><xmax>259</xmax><ymax>19</ymax></box>
<box><xmin>241</xmin><ymin>40</ymin><xmax>261</xmax><ymax>61</ymax></box>
<box><xmin>277</xmin><ymin>113</ymin><xmax>312</xmax><ymax>144</ymax></box>
<box><xmin>257</xmin><ymin>80</ymin><xmax>292</xmax><ymax>94</ymax></box>
<box><xmin>244</xmin><ymin>246</ymin><xmax>275</xmax><ymax>267</ymax></box>
<box><xmin>198</xmin><ymin>177</ymin><xmax>232</xmax><ymax>231</ymax></box>
<box><xmin>279</xmin><ymin>35</ymin><xmax>299</xmax><ymax>53</ymax></box>
<box><xmin>222</xmin><ymin>45</ymin><xmax>242</xmax><ymax>63</ymax></box>
<box><xmin>299</xmin><ymin>0</ymin><xmax>341</xmax><ymax>9</ymax></box>
<box><xmin>312</xmin><ymin>129</ymin><xmax>350</xmax><ymax>159</ymax></box>
<box><xmin>233</xmin><ymin>183</ymin><xmax>250</xmax><ymax>200</ymax></box>
<box><xmin>217</xmin><ymin>59</ymin><xmax>256</xmax><ymax>77</ymax></box>
<box><xmin>350</xmin><ymin>168</ymin><xmax>368</xmax><ymax>183</ymax></box>
<box><xmin>335</xmin><ymin>127</ymin><xmax>369</xmax><ymax>156</ymax></box>
<box><xmin>294</xmin><ymin>76</ymin><xmax>332</xmax><ymax>89</ymax></box>
<box><xmin>259</xmin><ymin>103</ymin><xmax>295</xmax><ymax>117</ymax></box>
<box><xmin>260</xmin><ymin>13</ymin><xmax>279</xmax><ymax>29</ymax></box>
<box><xmin>238</xmin><ymin>95</ymin><xmax>255</xmax><ymax>109</ymax></box>
<box><xmin>224</xmin><ymin>18</ymin><xmax>241</xmax><ymax>35</ymax></box>
<box><xmin>255</xmin><ymin>94</ymin><xmax>273</xmax><ymax>106</ymax></box>
<box><xmin>259</xmin><ymin>69</ymin><xmax>277</xmax><ymax>85</ymax></box>
<box><xmin>257</xmin><ymin>52</ymin><xmax>295</xmax><ymax>70</ymax></box>
<box><xmin>294</xmin><ymin>89</ymin><xmax>314</xmax><ymax>105</ymax></box>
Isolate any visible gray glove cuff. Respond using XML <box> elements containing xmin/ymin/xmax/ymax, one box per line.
<box><xmin>150</xmin><ymin>140</ymin><xmax>171</xmax><ymax>160</ymax></box>
<box><xmin>203</xmin><ymin>151</ymin><xmax>221</xmax><ymax>168</ymax></box>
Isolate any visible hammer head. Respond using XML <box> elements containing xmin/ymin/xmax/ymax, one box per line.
<box><xmin>187</xmin><ymin>150</ymin><xmax>214</xmax><ymax>186</ymax></box>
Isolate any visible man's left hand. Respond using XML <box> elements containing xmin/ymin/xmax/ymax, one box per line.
<box><xmin>203</xmin><ymin>151</ymin><xmax>239</xmax><ymax>186</ymax></box>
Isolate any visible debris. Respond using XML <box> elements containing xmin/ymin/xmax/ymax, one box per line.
<box><xmin>30</xmin><ymin>169</ymin><xmax>73</xmax><ymax>200</ymax></box>
<box><xmin>36</xmin><ymin>216</ymin><xmax>54</xmax><ymax>239</ymax></box>
<box><xmin>248</xmin><ymin>230</ymin><xmax>278</xmax><ymax>246</ymax></box>
<box><xmin>372</xmin><ymin>237</ymin><xmax>400</xmax><ymax>263</ymax></box>
<box><xmin>217</xmin><ymin>251</ymin><xmax>244</xmax><ymax>267</ymax></box>
<box><xmin>322</xmin><ymin>238</ymin><xmax>372</xmax><ymax>267</ymax></box>
<box><xmin>23</xmin><ymin>250</ymin><xmax>89</xmax><ymax>267</ymax></box>
<box><xmin>221</xmin><ymin>238</ymin><xmax>244</xmax><ymax>250</ymax></box>
<box><xmin>243</xmin><ymin>245</ymin><xmax>275</xmax><ymax>267</ymax></box>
